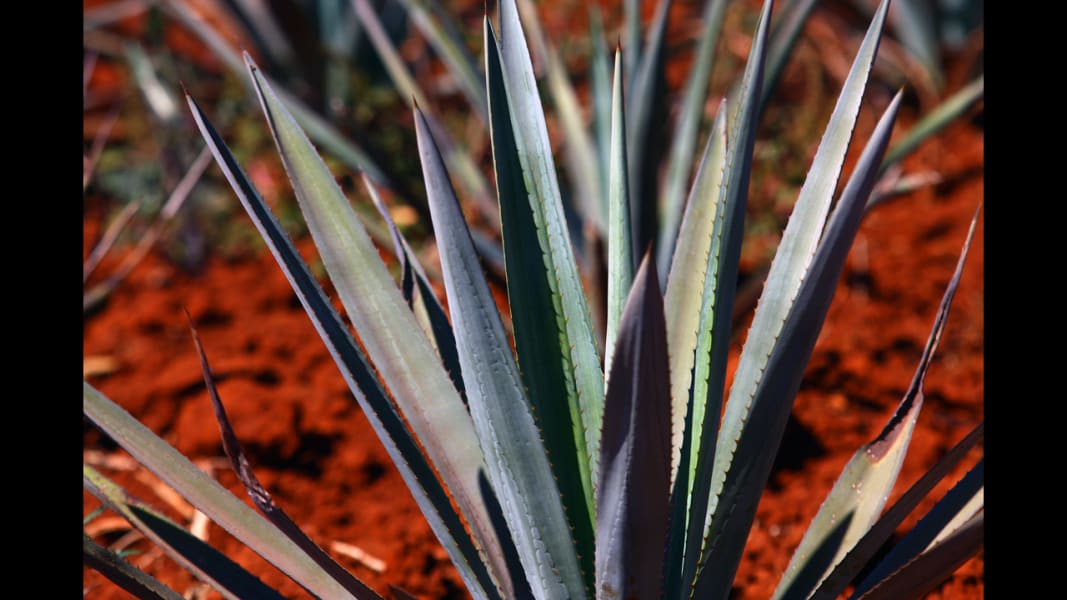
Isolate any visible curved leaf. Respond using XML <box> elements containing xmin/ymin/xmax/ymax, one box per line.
<box><xmin>777</xmin><ymin>200</ymin><xmax>982</xmax><ymax>599</ymax></box>
<box><xmin>810</xmin><ymin>425</ymin><xmax>984</xmax><ymax>600</ymax></box>
<box><xmin>853</xmin><ymin>460</ymin><xmax>984</xmax><ymax>597</ymax></box>
<box><xmin>242</xmin><ymin>58</ymin><xmax>511</xmax><ymax>596</ymax></box>
<box><xmin>186</xmin><ymin>93</ymin><xmax>501</xmax><ymax>600</ymax></box>
<box><xmin>187</xmin><ymin>317</ymin><xmax>382</xmax><ymax>599</ymax></box>
<box><xmin>83</xmin><ymin>385</ymin><xmax>359</xmax><ymax>599</ymax></box>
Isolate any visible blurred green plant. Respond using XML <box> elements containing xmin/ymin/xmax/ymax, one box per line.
<box><xmin>84</xmin><ymin>0</ymin><xmax>983</xmax><ymax>598</ymax></box>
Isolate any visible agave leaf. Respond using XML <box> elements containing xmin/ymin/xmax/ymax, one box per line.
<box><xmin>416</xmin><ymin>107</ymin><xmax>587</xmax><ymax>599</ymax></box>
<box><xmin>186</xmin><ymin>317</ymin><xmax>383</xmax><ymax>599</ymax></box>
<box><xmin>84</xmin><ymin>465</ymin><xmax>286</xmax><ymax>600</ymax></box>
<box><xmin>776</xmin><ymin>200</ymin><xmax>982</xmax><ymax>600</ymax></box>
<box><xmin>186</xmin><ymin>94</ymin><xmax>502</xmax><ymax>600</ymax></box>
<box><xmin>656</xmin><ymin>0</ymin><xmax>729</xmax><ymax>278</ymax></box>
<box><xmin>392</xmin><ymin>0</ymin><xmax>488</xmax><ymax>121</ymax></box>
<box><xmin>242</xmin><ymin>58</ymin><xmax>513</xmax><ymax>595</ymax></box>
<box><xmin>676</xmin><ymin>0</ymin><xmax>773</xmax><ymax>593</ymax></box>
<box><xmin>484</xmin><ymin>18</ymin><xmax>598</xmax><ymax>587</ymax></box>
<box><xmin>692</xmin><ymin>86</ymin><xmax>902</xmax><ymax>600</ymax></box>
<box><xmin>596</xmin><ymin>252</ymin><xmax>672</xmax><ymax>600</ymax></box>
<box><xmin>759</xmin><ymin>0</ymin><xmax>819</xmax><ymax>115</ymax></box>
<box><xmin>159</xmin><ymin>0</ymin><xmax>386</xmax><ymax>184</ymax></box>
<box><xmin>852</xmin><ymin>511</ymin><xmax>983</xmax><ymax>600</ymax></box>
<box><xmin>605</xmin><ymin>48</ymin><xmax>635</xmax><ymax>381</ymax></box>
<box><xmin>854</xmin><ymin>459</ymin><xmax>984</xmax><ymax>598</ymax></box>
<box><xmin>363</xmin><ymin>173</ymin><xmax>466</xmax><ymax>399</ymax></box>
<box><xmin>84</xmin><ymin>533</ymin><xmax>186</xmax><ymax>600</ymax></box>
<box><xmin>494</xmin><ymin>0</ymin><xmax>605</xmax><ymax>530</ymax></box>
<box><xmin>349</xmin><ymin>0</ymin><xmax>496</xmax><ymax>222</ymax></box>
<box><xmin>627</xmin><ymin>0</ymin><xmax>673</xmax><ymax>254</ymax></box>
<box><xmin>810</xmin><ymin>424</ymin><xmax>983</xmax><ymax>600</ymax></box>
<box><xmin>84</xmin><ymin>385</ymin><xmax>359</xmax><ymax>599</ymax></box>
<box><xmin>661</xmin><ymin>101</ymin><xmax>728</xmax><ymax>600</ymax></box>
<box><xmin>663</xmin><ymin>101</ymin><xmax>727</xmax><ymax>487</ymax></box>
<box><xmin>515</xmin><ymin>0</ymin><xmax>605</xmax><ymax>239</ymax></box>
<box><xmin>703</xmin><ymin>0</ymin><xmax>890</xmax><ymax>569</ymax></box>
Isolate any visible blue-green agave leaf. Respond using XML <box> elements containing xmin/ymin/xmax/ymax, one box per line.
<box><xmin>84</xmin><ymin>533</ymin><xmax>186</xmax><ymax>600</ymax></box>
<box><xmin>775</xmin><ymin>196</ymin><xmax>980</xmax><ymax>600</ymax></box>
<box><xmin>605</xmin><ymin>48</ymin><xmax>635</xmax><ymax>381</ymax></box>
<box><xmin>656</xmin><ymin>0</ymin><xmax>728</xmax><ymax>278</ymax></box>
<box><xmin>661</xmin><ymin>100</ymin><xmax>728</xmax><ymax>600</ymax></box>
<box><xmin>677</xmin><ymin>0</ymin><xmax>773</xmax><ymax>593</ymax></box>
<box><xmin>84</xmin><ymin>465</ymin><xmax>286</xmax><ymax>600</ymax></box>
<box><xmin>363</xmin><ymin>173</ymin><xmax>466</xmax><ymax>400</ymax></box>
<box><xmin>515</xmin><ymin>0</ymin><xmax>605</xmax><ymax>238</ymax></box>
<box><xmin>704</xmin><ymin>0</ymin><xmax>890</xmax><ymax>570</ymax></box>
<box><xmin>415</xmin><ymin>106</ymin><xmax>586</xmax><ymax>600</ymax></box>
<box><xmin>83</xmin><ymin>385</ymin><xmax>360</xmax><ymax>599</ymax></box>
<box><xmin>187</xmin><ymin>318</ymin><xmax>383</xmax><ymax>599</ymax></box>
<box><xmin>484</xmin><ymin>18</ymin><xmax>596</xmax><ymax>584</ymax></box>
<box><xmin>596</xmin><ymin>252</ymin><xmax>671</xmax><ymax>600</ymax></box>
<box><xmin>663</xmin><ymin>100</ymin><xmax>727</xmax><ymax>488</ymax></box>
<box><xmin>484</xmin><ymin>18</ymin><xmax>596</xmax><ymax>583</ymax></box>
<box><xmin>186</xmin><ymin>93</ymin><xmax>502</xmax><ymax>600</ymax></box>
<box><xmin>852</xmin><ymin>510</ymin><xmax>983</xmax><ymax>600</ymax></box>
<box><xmin>811</xmin><ymin>424</ymin><xmax>984</xmax><ymax>600</ymax></box>
<box><xmin>494</xmin><ymin>0</ymin><xmax>605</xmax><ymax>526</ymax></box>
<box><xmin>692</xmin><ymin>78</ymin><xmax>901</xmax><ymax>600</ymax></box>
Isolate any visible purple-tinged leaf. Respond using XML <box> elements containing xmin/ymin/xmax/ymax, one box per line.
<box><xmin>186</xmin><ymin>315</ymin><xmax>383</xmax><ymax>600</ymax></box>
<box><xmin>596</xmin><ymin>252</ymin><xmax>672</xmax><ymax>600</ymax></box>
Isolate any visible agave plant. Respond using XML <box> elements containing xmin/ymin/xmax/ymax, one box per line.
<box><xmin>83</xmin><ymin>0</ymin><xmax>983</xmax><ymax>598</ymax></box>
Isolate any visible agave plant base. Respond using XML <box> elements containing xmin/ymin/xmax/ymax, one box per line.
<box><xmin>83</xmin><ymin>101</ymin><xmax>982</xmax><ymax>599</ymax></box>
